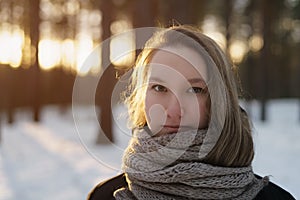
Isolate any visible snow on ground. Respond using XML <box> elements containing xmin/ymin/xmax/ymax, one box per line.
<box><xmin>0</xmin><ymin>99</ymin><xmax>299</xmax><ymax>200</ymax></box>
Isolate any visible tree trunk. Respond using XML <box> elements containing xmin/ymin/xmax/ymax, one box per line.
<box><xmin>130</xmin><ymin>0</ymin><xmax>158</xmax><ymax>60</ymax></box>
<box><xmin>29</xmin><ymin>0</ymin><xmax>41</xmax><ymax>122</ymax></box>
<box><xmin>96</xmin><ymin>0</ymin><xmax>116</xmax><ymax>144</ymax></box>
<box><xmin>259</xmin><ymin>0</ymin><xmax>275</xmax><ymax>121</ymax></box>
<box><xmin>224</xmin><ymin>0</ymin><xmax>234</xmax><ymax>54</ymax></box>
<box><xmin>162</xmin><ymin>0</ymin><xmax>202</xmax><ymax>25</ymax></box>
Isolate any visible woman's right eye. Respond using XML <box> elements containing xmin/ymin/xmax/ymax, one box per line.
<box><xmin>152</xmin><ymin>84</ymin><xmax>167</xmax><ymax>92</ymax></box>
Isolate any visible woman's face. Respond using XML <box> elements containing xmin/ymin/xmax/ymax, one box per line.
<box><xmin>145</xmin><ymin>46</ymin><xmax>209</xmax><ymax>135</ymax></box>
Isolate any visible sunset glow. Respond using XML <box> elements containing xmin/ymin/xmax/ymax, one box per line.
<box><xmin>0</xmin><ymin>29</ymin><xmax>101</xmax><ymax>75</ymax></box>
<box><xmin>229</xmin><ymin>40</ymin><xmax>248</xmax><ymax>63</ymax></box>
<box><xmin>38</xmin><ymin>34</ymin><xmax>100</xmax><ymax>75</ymax></box>
<box><xmin>110</xmin><ymin>32</ymin><xmax>135</xmax><ymax>67</ymax></box>
<box><xmin>249</xmin><ymin>34</ymin><xmax>264</xmax><ymax>52</ymax></box>
<box><xmin>0</xmin><ymin>26</ymin><xmax>24</xmax><ymax>68</ymax></box>
<box><xmin>75</xmin><ymin>34</ymin><xmax>96</xmax><ymax>75</ymax></box>
<box><xmin>38</xmin><ymin>38</ymin><xmax>61</xmax><ymax>70</ymax></box>
<box><xmin>0</xmin><ymin>19</ymin><xmax>248</xmax><ymax>73</ymax></box>
<box><xmin>61</xmin><ymin>39</ymin><xmax>76</xmax><ymax>70</ymax></box>
<box><xmin>202</xmin><ymin>15</ymin><xmax>227</xmax><ymax>50</ymax></box>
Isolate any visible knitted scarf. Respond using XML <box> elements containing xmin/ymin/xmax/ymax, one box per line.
<box><xmin>114</xmin><ymin>127</ymin><xmax>267</xmax><ymax>200</ymax></box>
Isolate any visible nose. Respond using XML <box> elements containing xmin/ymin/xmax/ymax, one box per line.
<box><xmin>166</xmin><ymin>94</ymin><xmax>182</xmax><ymax>119</ymax></box>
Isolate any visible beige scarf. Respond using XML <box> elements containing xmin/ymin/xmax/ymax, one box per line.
<box><xmin>114</xmin><ymin>127</ymin><xmax>267</xmax><ymax>200</ymax></box>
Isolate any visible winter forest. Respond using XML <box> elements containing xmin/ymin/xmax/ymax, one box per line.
<box><xmin>0</xmin><ymin>0</ymin><xmax>300</xmax><ymax>199</ymax></box>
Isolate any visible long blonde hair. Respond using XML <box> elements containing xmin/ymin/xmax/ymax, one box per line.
<box><xmin>124</xmin><ymin>25</ymin><xmax>254</xmax><ymax>167</ymax></box>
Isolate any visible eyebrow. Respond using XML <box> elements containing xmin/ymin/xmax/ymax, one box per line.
<box><xmin>149</xmin><ymin>77</ymin><xmax>206</xmax><ymax>84</ymax></box>
<box><xmin>188</xmin><ymin>78</ymin><xmax>206</xmax><ymax>84</ymax></box>
<box><xmin>148</xmin><ymin>77</ymin><xmax>165</xmax><ymax>83</ymax></box>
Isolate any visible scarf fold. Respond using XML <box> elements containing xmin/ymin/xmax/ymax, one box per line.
<box><xmin>114</xmin><ymin>127</ymin><xmax>267</xmax><ymax>200</ymax></box>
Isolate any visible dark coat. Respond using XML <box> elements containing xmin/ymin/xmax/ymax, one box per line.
<box><xmin>87</xmin><ymin>173</ymin><xmax>295</xmax><ymax>200</ymax></box>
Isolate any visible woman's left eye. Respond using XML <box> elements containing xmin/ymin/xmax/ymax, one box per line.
<box><xmin>187</xmin><ymin>87</ymin><xmax>203</xmax><ymax>94</ymax></box>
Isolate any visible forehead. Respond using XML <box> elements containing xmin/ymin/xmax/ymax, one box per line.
<box><xmin>148</xmin><ymin>46</ymin><xmax>207</xmax><ymax>81</ymax></box>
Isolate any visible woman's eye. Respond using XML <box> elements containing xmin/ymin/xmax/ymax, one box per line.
<box><xmin>152</xmin><ymin>85</ymin><xmax>167</xmax><ymax>92</ymax></box>
<box><xmin>187</xmin><ymin>87</ymin><xmax>204</xmax><ymax>94</ymax></box>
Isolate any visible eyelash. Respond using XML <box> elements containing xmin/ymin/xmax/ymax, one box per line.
<box><xmin>151</xmin><ymin>84</ymin><xmax>206</xmax><ymax>94</ymax></box>
<box><xmin>187</xmin><ymin>87</ymin><xmax>205</xmax><ymax>94</ymax></box>
<box><xmin>152</xmin><ymin>84</ymin><xmax>167</xmax><ymax>92</ymax></box>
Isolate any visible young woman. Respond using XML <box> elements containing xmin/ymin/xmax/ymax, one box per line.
<box><xmin>87</xmin><ymin>25</ymin><xmax>295</xmax><ymax>200</ymax></box>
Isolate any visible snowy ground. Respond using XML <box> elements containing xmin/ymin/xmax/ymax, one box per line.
<box><xmin>0</xmin><ymin>99</ymin><xmax>299</xmax><ymax>200</ymax></box>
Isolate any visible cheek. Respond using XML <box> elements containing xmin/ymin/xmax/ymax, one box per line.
<box><xmin>144</xmin><ymin>92</ymin><xmax>167</xmax><ymax>127</ymax></box>
<box><xmin>198</xmin><ymin>98</ymin><xmax>209</xmax><ymax>128</ymax></box>
<box><xmin>183</xmin><ymin>97</ymin><xmax>209</xmax><ymax>128</ymax></box>
<box><xmin>144</xmin><ymin>91</ymin><xmax>154</xmax><ymax>120</ymax></box>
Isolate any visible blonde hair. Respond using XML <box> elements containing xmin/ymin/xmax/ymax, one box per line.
<box><xmin>124</xmin><ymin>25</ymin><xmax>254</xmax><ymax>167</ymax></box>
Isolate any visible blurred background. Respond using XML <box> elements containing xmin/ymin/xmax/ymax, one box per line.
<box><xmin>0</xmin><ymin>0</ymin><xmax>299</xmax><ymax>199</ymax></box>
<box><xmin>0</xmin><ymin>0</ymin><xmax>300</xmax><ymax>133</ymax></box>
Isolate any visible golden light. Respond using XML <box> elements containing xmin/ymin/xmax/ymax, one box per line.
<box><xmin>0</xmin><ymin>30</ymin><xmax>12</xmax><ymax>64</ymax></box>
<box><xmin>88</xmin><ymin>47</ymin><xmax>101</xmax><ymax>75</ymax></box>
<box><xmin>0</xmin><ymin>26</ymin><xmax>24</xmax><ymax>68</ymax></box>
<box><xmin>201</xmin><ymin>15</ymin><xmax>227</xmax><ymax>50</ymax></box>
<box><xmin>21</xmin><ymin>36</ymin><xmax>32</xmax><ymax>68</ymax></box>
<box><xmin>38</xmin><ymin>38</ymin><xmax>61</xmax><ymax>70</ymax></box>
<box><xmin>229</xmin><ymin>40</ymin><xmax>248</xmax><ymax>64</ymax></box>
<box><xmin>111</xmin><ymin>20</ymin><xmax>132</xmax><ymax>35</ymax></box>
<box><xmin>110</xmin><ymin>32</ymin><xmax>135</xmax><ymax>67</ymax></box>
<box><xmin>61</xmin><ymin>39</ymin><xmax>76</xmax><ymax>70</ymax></box>
<box><xmin>63</xmin><ymin>0</ymin><xmax>80</xmax><ymax>15</ymax></box>
<box><xmin>249</xmin><ymin>35</ymin><xmax>264</xmax><ymax>52</ymax></box>
<box><xmin>37</xmin><ymin>34</ymin><xmax>100</xmax><ymax>75</ymax></box>
<box><xmin>75</xmin><ymin>33</ymin><xmax>96</xmax><ymax>75</ymax></box>
<box><xmin>204</xmin><ymin>31</ymin><xmax>226</xmax><ymax>51</ymax></box>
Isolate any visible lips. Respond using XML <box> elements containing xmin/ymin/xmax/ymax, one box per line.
<box><xmin>162</xmin><ymin>125</ymin><xmax>191</xmax><ymax>133</ymax></box>
<box><xmin>164</xmin><ymin>125</ymin><xmax>180</xmax><ymax>128</ymax></box>
<box><xmin>163</xmin><ymin>125</ymin><xmax>179</xmax><ymax>131</ymax></box>
<box><xmin>158</xmin><ymin>127</ymin><xmax>178</xmax><ymax>135</ymax></box>
<box><xmin>153</xmin><ymin>125</ymin><xmax>195</xmax><ymax>136</ymax></box>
